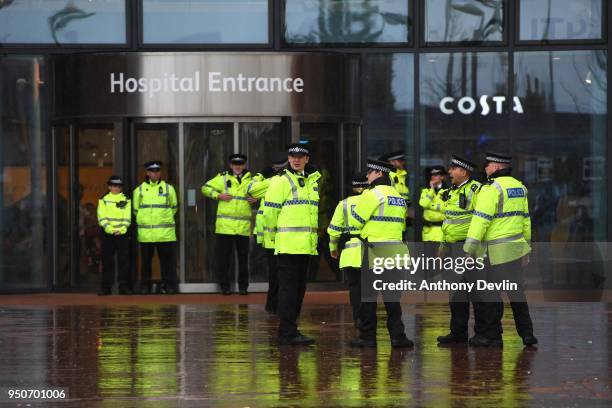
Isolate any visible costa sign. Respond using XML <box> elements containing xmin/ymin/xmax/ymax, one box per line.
<box><xmin>439</xmin><ymin>95</ymin><xmax>524</xmax><ymax>115</ymax></box>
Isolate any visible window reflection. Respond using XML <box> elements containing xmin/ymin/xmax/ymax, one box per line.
<box><xmin>419</xmin><ymin>52</ymin><xmax>510</xmax><ymax>178</ymax></box>
<box><xmin>0</xmin><ymin>0</ymin><xmax>126</xmax><ymax>44</ymax></box>
<box><xmin>284</xmin><ymin>0</ymin><xmax>411</xmax><ymax>44</ymax></box>
<box><xmin>0</xmin><ymin>56</ymin><xmax>48</xmax><ymax>290</ymax></box>
<box><xmin>142</xmin><ymin>0</ymin><xmax>269</xmax><ymax>44</ymax></box>
<box><xmin>424</xmin><ymin>0</ymin><xmax>505</xmax><ymax>44</ymax></box>
<box><xmin>519</xmin><ymin>0</ymin><xmax>603</xmax><ymax>41</ymax></box>
<box><xmin>514</xmin><ymin>50</ymin><xmax>607</xmax><ymax>242</ymax></box>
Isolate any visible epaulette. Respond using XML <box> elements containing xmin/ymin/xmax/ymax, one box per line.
<box><xmin>471</xmin><ymin>183</ymin><xmax>479</xmax><ymax>192</ymax></box>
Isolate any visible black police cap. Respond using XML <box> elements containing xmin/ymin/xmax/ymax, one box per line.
<box><xmin>386</xmin><ymin>150</ymin><xmax>405</xmax><ymax>161</ymax></box>
<box><xmin>484</xmin><ymin>152</ymin><xmax>512</xmax><ymax>165</ymax></box>
<box><xmin>144</xmin><ymin>161</ymin><xmax>162</xmax><ymax>171</ymax></box>
<box><xmin>107</xmin><ymin>175</ymin><xmax>124</xmax><ymax>186</ymax></box>
<box><xmin>287</xmin><ymin>143</ymin><xmax>310</xmax><ymax>156</ymax></box>
<box><xmin>351</xmin><ymin>172</ymin><xmax>369</xmax><ymax>187</ymax></box>
<box><xmin>367</xmin><ymin>158</ymin><xmax>394</xmax><ymax>173</ymax></box>
<box><xmin>448</xmin><ymin>155</ymin><xmax>476</xmax><ymax>173</ymax></box>
<box><xmin>229</xmin><ymin>153</ymin><xmax>247</xmax><ymax>164</ymax></box>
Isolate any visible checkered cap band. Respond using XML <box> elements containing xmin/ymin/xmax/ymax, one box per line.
<box><xmin>450</xmin><ymin>158</ymin><xmax>475</xmax><ymax>172</ymax></box>
<box><xmin>367</xmin><ymin>163</ymin><xmax>392</xmax><ymax>173</ymax></box>
<box><xmin>352</xmin><ymin>180</ymin><xmax>369</xmax><ymax>187</ymax></box>
<box><xmin>146</xmin><ymin>163</ymin><xmax>161</xmax><ymax>170</ymax></box>
<box><xmin>288</xmin><ymin>147</ymin><xmax>309</xmax><ymax>155</ymax></box>
<box><xmin>485</xmin><ymin>155</ymin><xmax>511</xmax><ymax>164</ymax></box>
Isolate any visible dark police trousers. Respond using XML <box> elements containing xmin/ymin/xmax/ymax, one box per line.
<box><xmin>140</xmin><ymin>242</ymin><xmax>177</xmax><ymax>290</ymax></box>
<box><xmin>216</xmin><ymin>234</ymin><xmax>249</xmax><ymax>292</ymax></box>
<box><xmin>276</xmin><ymin>254</ymin><xmax>310</xmax><ymax>340</ymax></box>
<box><xmin>101</xmin><ymin>233</ymin><xmax>131</xmax><ymax>291</ymax></box>
<box><xmin>265</xmin><ymin>249</ymin><xmax>279</xmax><ymax>312</ymax></box>
<box><xmin>447</xmin><ymin>242</ymin><xmax>483</xmax><ymax>337</ymax></box>
<box><xmin>477</xmin><ymin>258</ymin><xmax>534</xmax><ymax>339</ymax></box>
<box><xmin>344</xmin><ymin>267</ymin><xmax>362</xmax><ymax>324</ymax></box>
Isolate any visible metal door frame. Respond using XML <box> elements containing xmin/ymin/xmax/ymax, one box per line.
<box><xmin>131</xmin><ymin>117</ymin><xmax>282</xmax><ymax>293</ymax></box>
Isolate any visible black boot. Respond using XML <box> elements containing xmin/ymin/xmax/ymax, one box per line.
<box><xmin>437</xmin><ymin>333</ymin><xmax>468</xmax><ymax>344</ymax></box>
<box><xmin>350</xmin><ymin>338</ymin><xmax>376</xmax><ymax>348</ymax></box>
<box><xmin>469</xmin><ymin>335</ymin><xmax>503</xmax><ymax>347</ymax></box>
<box><xmin>522</xmin><ymin>334</ymin><xmax>538</xmax><ymax>346</ymax></box>
<box><xmin>279</xmin><ymin>334</ymin><xmax>315</xmax><ymax>346</ymax></box>
<box><xmin>391</xmin><ymin>335</ymin><xmax>414</xmax><ymax>348</ymax></box>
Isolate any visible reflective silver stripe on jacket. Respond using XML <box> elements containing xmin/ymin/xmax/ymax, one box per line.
<box><xmin>491</xmin><ymin>181</ymin><xmax>504</xmax><ymax>215</ymax></box>
<box><xmin>342</xmin><ymin>199</ymin><xmax>349</xmax><ymax>229</ymax></box>
<box><xmin>368</xmin><ymin>240</ymin><xmax>405</xmax><ymax>247</ymax></box>
<box><xmin>371</xmin><ymin>187</ymin><xmax>385</xmax><ymax>217</ymax></box>
<box><xmin>277</xmin><ymin>227</ymin><xmax>317</xmax><ymax>233</ymax></box>
<box><xmin>223</xmin><ymin>174</ymin><xmax>228</xmax><ymax>193</ymax></box>
<box><xmin>344</xmin><ymin>242</ymin><xmax>362</xmax><ymax>249</ymax></box>
<box><xmin>466</xmin><ymin>182</ymin><xmax>478</xmax><ymax>209</ymax></box>
<box><xmin>138</xmin><ymin>223</ymin><xmax>176</xmax><ymax>229</ymax></box>
<box><xmin>217</xmin><ymin>215</ymin><xmax>251</xmax><ymax>221</ymax></box>
<box><xmin>465</xmin><ymin>237</ymin><xmax>480</xmax><ymax>246</ymax></box>
<box><xmin>283</xmin><ymin>173</ymin><xmax>299</xmax><ymax>200</ymax></box>
<box><xmin>99</xmin><ymin>217</ymin><xmax>131</xmax><ymax>222</ymax></box>
<box><xmin>139</xmin><ymin>204</ymin><xmax>172</xmax><ymax>209</ymax></box>
<box><xmin>486</xmin><ymin>233</ymin><xmax>524</xmax><ymax>245</ymax></box>
<box><xmin>443</xmin><ymin>218</ymin><xmax>471</xmax><ymax>225</ymax></box>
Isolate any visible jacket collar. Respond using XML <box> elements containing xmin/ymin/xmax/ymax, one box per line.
<box><xmin>488</xmin><ymin>167</ymin><xmax>513</xmax><ymax>181</ymax></box>
<box><xmin>369</xmin><ymin>175</ymin><xmax>391</xmax><ymax>188</ymax></box>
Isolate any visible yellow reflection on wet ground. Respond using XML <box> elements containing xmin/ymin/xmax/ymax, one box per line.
<box><xmin>0</xmin><ymin>303</ymin><xmax>610</xmax><ymax>406</ymax></box>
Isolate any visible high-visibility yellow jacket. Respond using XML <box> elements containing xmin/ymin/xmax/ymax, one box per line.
<box><xmin>348</xmin><ymin>184</ymin><xmax>406</xmax><ymax>242</ymax></box>
<box><xmin>133</xmin><ymin>179</ymin><xmax>178</xmax><ymax>243</ymax></box>
<box><xmin>327</xmin><ymin>193</ymin><xmax>363</xmax><ymax>269</ymax></box>
<box><xmin>464</xmin><ymin>175</ymin><xmax>531</xmax><ymax>265</ymax></box>
<box><xmin>263</xmin><ymin>168</ymin><xmax>321</xmax><ymax>255</ymax></box>
<box><xmin>441</xmin><ymin>179</ymin><xmax>481</xmax><ymax>243</ymax></box>
<box><xmin>419</xmin><ymin>187</ymin><xmax>446</xmax><ymax>242</ymax></box>
<box><xmin>202</xmin><ymin>171</ymin><xmax>254</xmax><ymax>236</ymax></box>
<box><xmin>247</xmin><ymin>173</ymin><xmax>271</xmax><ymax>246</ymax></box>
<box><xmin>97</xmin><ymin>192</ymin><xmax>131</xmax><ymax>235</ymax></box>
<box><xmin>390</xmin><ymin>169</ymin><xmax>411</xmax><ymax>205</ymax></box>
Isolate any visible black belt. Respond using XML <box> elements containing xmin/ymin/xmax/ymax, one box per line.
<box><xmin>423</xmin><ymin>221</ymin><xmax>443</xmax><ymax>227</ymax></box>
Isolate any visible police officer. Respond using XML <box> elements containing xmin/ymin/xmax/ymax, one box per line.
<box><xmin>419</xmin><ymin>166</ymin><xmax>447</xmax><ymax>260</ymax></box>
<box><xmin>464</xmin><ymin>152</ymin><xmax>537</xmax><ymax>347</ymax></box>
<box><xmin>97</xmin><ymin>176</ymin><xmax>132</xmax><ymax>295</ymax></box>
<box><xmin>263</xmin><ymin>143</ymin><xmax>320</xmax><ymax>346</ymax></box>
<box><xmin>248</xmin><ymin>152</ymin><xmax>288</xmax><ymax>312</ymax></box>
<box><xmin>437</xmin><ymin>156</ymin><xmax>482</xmax><ymax>344</ymax></box>
<box><xmin>327</xmin><ymin>172</ymin><xmax>369</xmax><ymax>325</ymax></box>
<box><xmin>133</xmin><ymin>161</ymin><xmax>179</xmax><ymax>294</ymax></box>
<box><xmin>348</xmin><ymin>159</ymin><xmax>414</xmax><ymax>348</ymax></box>
<box><xmin>385</xmin><ymin>151</ymin><xmax>411</xmax><ymax>205</ymax></box>
<box><xmin>202</xmin><ymin>154</ymin><xmax>256</xmax><ymax>295</ymax></box>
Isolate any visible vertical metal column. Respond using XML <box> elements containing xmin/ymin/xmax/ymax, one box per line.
<box><xmin>178</xmin><ymin>122</ymin><xmax>186</xmax><ymax>286</ymax></box>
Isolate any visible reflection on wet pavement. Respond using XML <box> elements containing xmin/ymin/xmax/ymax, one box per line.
<box><xmin>0</xmin><ymin>303</ymin><xmax>610</xmax><ymax>406</ymax></box>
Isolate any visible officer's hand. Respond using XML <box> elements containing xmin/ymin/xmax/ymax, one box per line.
<box><xmin>429</xmin><ymin>180</ymin><xmax>437</xmax><ymax>188</ymax></box>
<box><xmin>331</xmin><ymin>250</ymin><xmax>338</xmax><ymax>259</ymax></box>
<box><xmin>521</xmin><ymin>255</ymin><xmax>530</xmax><ymax>267</ymax></box>
<box><xmin>247</xmin><ymin>197</ymin><xmax>258</xmax><ymax>204</ymax></box>
<box><xmin>218</xmin><ymin>193</ymin><xmax>233</xmax><ymax>201</ymax></box>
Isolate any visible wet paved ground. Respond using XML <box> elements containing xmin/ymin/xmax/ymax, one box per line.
<box><xmin>0</xmin><ymin>298</ymin><xmax>610</xmax><ymax>407</ymax></box>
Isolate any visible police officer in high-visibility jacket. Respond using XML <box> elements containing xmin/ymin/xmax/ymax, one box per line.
<box><xmin>419</xmin><ymin>166</ymin><xmax>447</xmax><ymax>259</ymax></box>
<box><xmin>464</xmin><ymin>152</ymin><xmax>537</xmax><ymax>347</ymax></box>
<box><xmin>133</xmin><ymin>161</ymin><xmax>179</xmax><ymax>294</ymax></box>
<box><xmin>348</xmin><ymin>159</ymin><xmax>414</xmax><ymax>349</ymax></box>
<box><xmin>386</xmin><ymin>151</ymin><xmax>411</xmax><ymax>206</ymax></box>
<box><xmin>247</xmin><ymin>152</ymin><xmax>288</xmax><ymax>312</ymax></box>
<box><xmin>327</xmin><ymin>172</ymin><xmax>369</xmax><ymax>325</ymax></box>
<box><xmin>263</xmin><ymin>143</ymin><xmax>320</xmax><ymax>346</ymax></box>
<box><xmin>202</xmin><ymin>154</ymin><xmax>256</xmax><ymax>295</ymax></box>
<box><xmin>437</xmin><ymin>156</ymin><xmax>481</xmax><ymax>344</ymax></box>
<box><xmin>97</xmin><ymin>176</ymin><xmax>132</xmax><ymax>295</ymax></box>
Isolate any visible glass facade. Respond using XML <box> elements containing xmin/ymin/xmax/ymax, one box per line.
<box><xmin>284</xmin><ymin>0</ymin><xmax>411</xmax><ymax>44</ymax></box>
<box><xmin>0</xmin><ymin>0</ymin><xmax>126</xmax><ymax>44</ymax></box>
<box><xmin>142</xmin><ymin>0</ymin><xmax>269</xmax><ymax>44</ymax></box>
<box><xmin>424</xmin><ymin>0</ymin><xmax>505</xmax><ymax>44</ymax></box>
<box><xmin>518</xmin><ymin>0</ymin><xmax>604</xmax><ymax>41</ymax></box>
<box><xmin>0</xmin><ymin>56</ymin><xmax>48</xmax><ymax>290</ymax></box>
<box><xmin>0</xmin><ymin>0</ymin><xmax>609</xmax><ymax>292</ymax></box>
